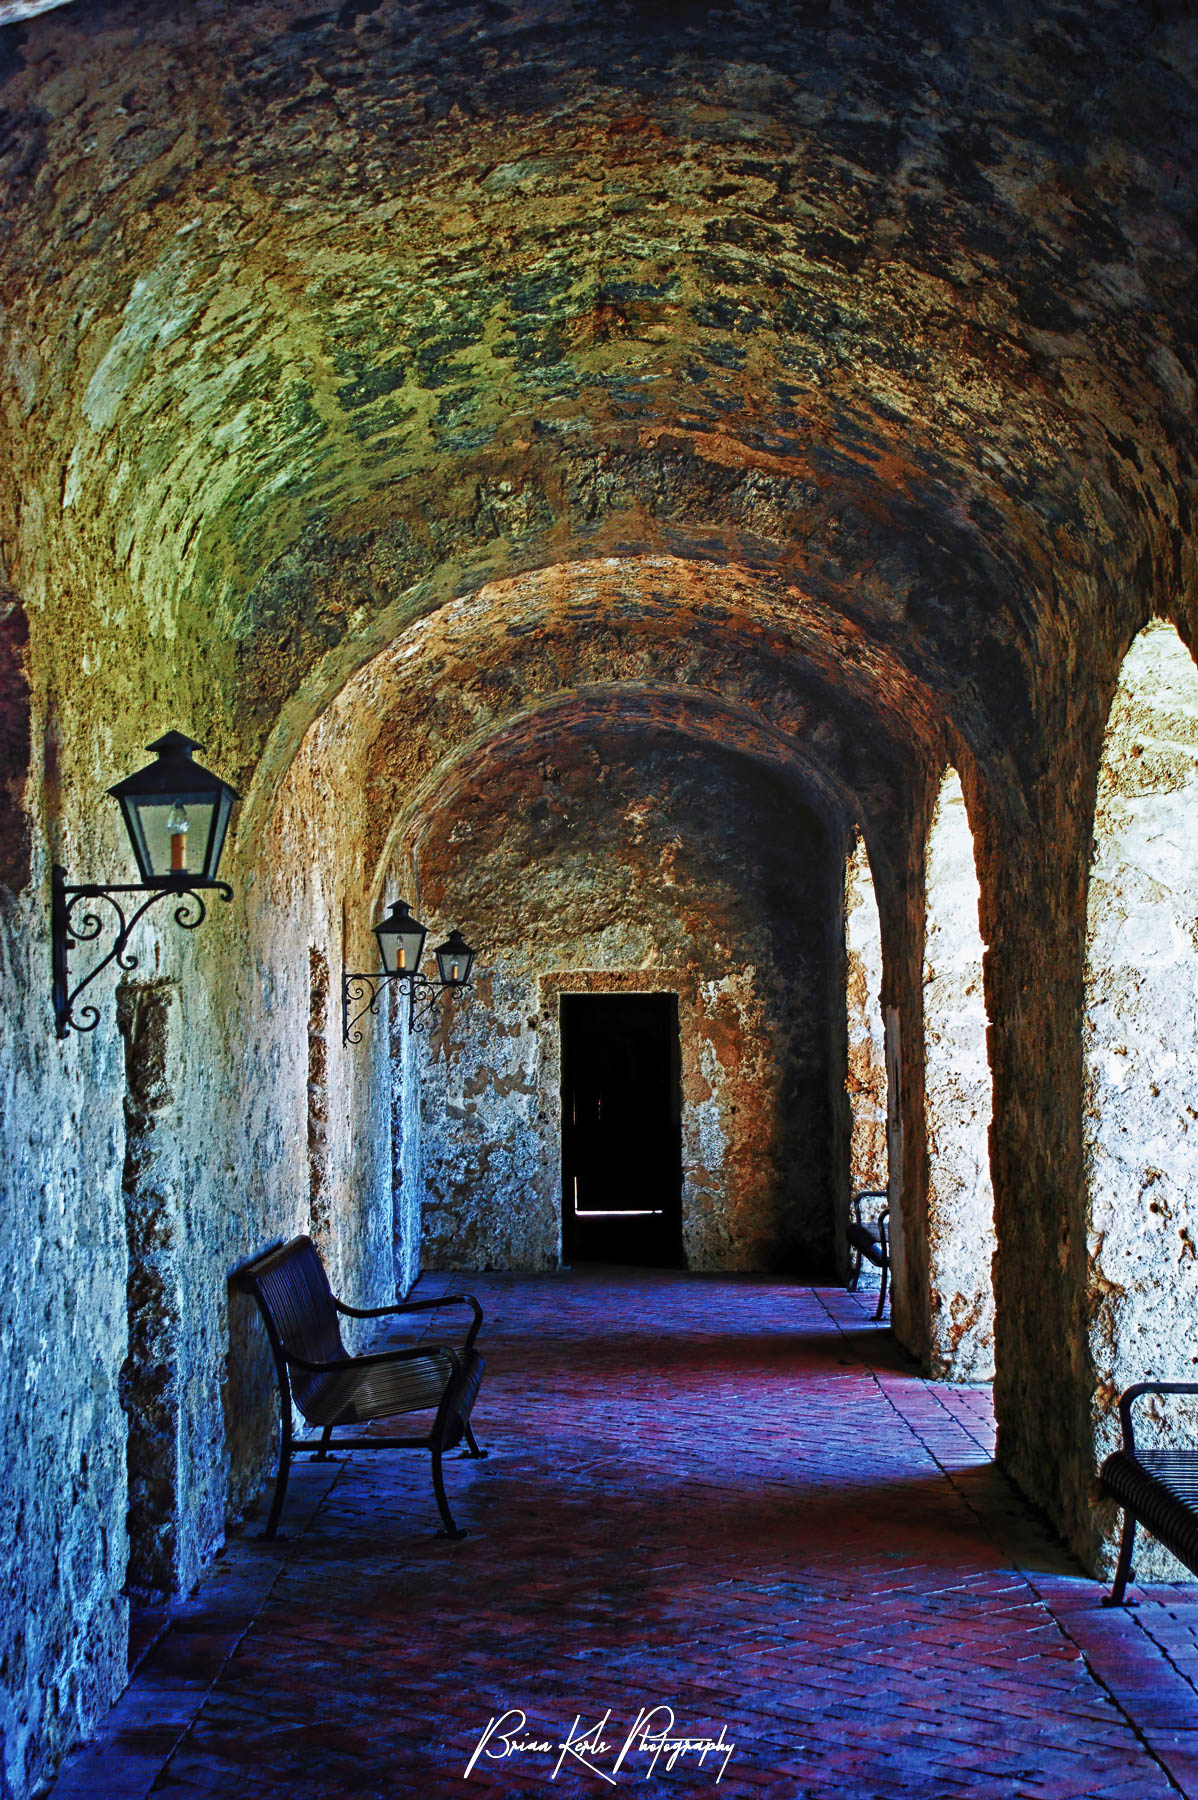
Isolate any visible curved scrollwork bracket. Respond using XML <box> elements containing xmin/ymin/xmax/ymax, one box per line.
<box><xmin>341</xmin><ymin>972</ymin><xmax>400</xmax><ymax>1047</ymax></box>
<box><xmin>51</xmin><ymin>864</ymin><xmax>233</xmax><ymax>1039</ymax></box>
<box><xmin>341</xmin><ymin>969</ymin><xmax>476</xmax><ymax>1044</ymax></box>
<box><xmin>409</xmin><ymin>975</ymin><xmax>475</xmax><ymax>1032</ymax></box>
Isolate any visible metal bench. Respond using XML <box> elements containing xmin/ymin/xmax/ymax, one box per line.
<box><xmin>1099</xmin><ymin>1381</ymin><xmax>1198</xmax><ymax>1604</ymax></box>
<box><xmin>235</xmin><ymin>1235</ymin><xmax>485</xmax><ymax>1541</ymax></box>
<box><xmin>847</xmin><ymin>1188</ymin><xmax>890</xmax><ymax>1321</ymax></box>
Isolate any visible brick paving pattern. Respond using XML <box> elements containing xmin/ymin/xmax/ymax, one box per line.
<box><xmin>52</xmin><ymin>1273</ymin><xmax>1198</xmax><ymax>1799</ymax></box>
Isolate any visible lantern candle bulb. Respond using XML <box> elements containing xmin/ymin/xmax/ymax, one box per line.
<box><xmin>167</xmin><ymin>802</ymin><xmax>189</xmax><ymax>873</ymax></box>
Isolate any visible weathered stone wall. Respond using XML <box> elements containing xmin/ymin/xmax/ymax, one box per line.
<box><xmin>1085</xmin><ymin>621</ymin><xmax>1198</xmax><ymax>1576</ymax></box>
<box><xmin>0</xmin><ymin>889</ymin><xmax>129</xmax><ymax>1800</ymax></box>
<box><xmin>0</xmin><ymin>598</ymin><xmax>218</xmax><ymax>1796</ymax></box>
<box><xmin>0</xmin><ymin>606</ymin><xmax>403</xmax><ymax>1800</ymax></box>
<box><xmin>982</xmin><ymin>667</ymin><xmax>1127</xmax><ymax>1564</ymax></box>
<box><xmin>923</xmin><ymin>768</ymin><xmax>995</xmax><ymax>1383</ymax></box>
<box><xmin>411</xmin><ymin>729</ymin><xmax>847</xmax><ymax>1275</ymax></box>
<box><xmin>0</xmin><ymin>590</ymin><xmax>30</xmax><ymax>894</ymax></box>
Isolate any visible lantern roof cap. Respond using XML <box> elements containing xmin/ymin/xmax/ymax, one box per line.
<box><xmin>106</xmin><ymin>731</ymin><xmax>240</xmax><ymax>802</ymax></box>
<box><xmin>146</xmin><ymin>731</ymin><xmax>203</xmax><ymax>757</ymax></box>
<box><xmin>378</xmin><ymin>897</ymin><xmax>425</xmax><ymax>925</ymax></box>
<box><xmin>434</xmin><ymin>927</ymin><xmax>475</xmax><ymax>952</ymax></box>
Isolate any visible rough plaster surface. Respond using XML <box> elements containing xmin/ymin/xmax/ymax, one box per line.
<box><xmin>0</xmin><ymin>900</ymin><xmax>128</xmax><ymax>1800</ymax></box>
<box><xmin>1085</xmin><ymin>621</ymin><xmax>1198</xmax><ymax>1576</ymax></box>
<box><xmin>0</xmin><ymin>674</ymin><xmax>403</xmax><ymax>1799</ymax></box>
<box><xmin>0</xmin><ymin>0</ymin><xmax>1194</xmax><ymax>1789</ymax></box>
<box><xmin>923</xmin><ymin>769</ymin><xmax>995</xmax><ymax>1383</ymax></box>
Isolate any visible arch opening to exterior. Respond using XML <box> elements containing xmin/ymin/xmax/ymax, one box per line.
<box><xmin>844</xmin><ymin>829</ymin><xmax>888</xmax><ymax>1292</ymax></box>
<box><xmin>1085</xmin><ymin>620</ymin><xmax>1198</xmax><ymax>1574</ymax></box>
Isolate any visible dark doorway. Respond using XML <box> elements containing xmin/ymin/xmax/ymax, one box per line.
<box><xmin>561</xmin><ymin>993</ymin><xmax>683</xmax><ymax>1267</ymax></box>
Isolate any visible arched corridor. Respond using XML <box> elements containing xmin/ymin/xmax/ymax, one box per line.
<box><xmin>1</xmin><ymin>0</ymin><xmax>1197</xmax><ymax>1793</ymax></box>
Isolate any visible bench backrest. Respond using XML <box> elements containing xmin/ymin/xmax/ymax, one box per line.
<box><xmin>237</xmin><ymin>1236</ymin><xmax>347</xmax><ymax>1371</ymax></box>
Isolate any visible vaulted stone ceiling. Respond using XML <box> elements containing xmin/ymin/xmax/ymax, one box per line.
<box><xmin>284</xmin><ymin>556</ymin><xmax>935</xmax><ymax>900</ymax></box>
<box><xmin>0</xmin><ymin>0</ymin><xmax>1194</xmax><ymax>835</ymax></box>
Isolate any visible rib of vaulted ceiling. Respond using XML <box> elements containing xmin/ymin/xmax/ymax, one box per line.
<box><xmin>275</xmin><ymin>553</ymin><xmax>947</xmax><ymax>894</ymax></box>
<box><xmin>0</xmin><ymin>0</ymin><xmax>1194</xmax><ymax>825</ymax></box>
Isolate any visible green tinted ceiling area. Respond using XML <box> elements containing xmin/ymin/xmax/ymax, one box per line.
<box><xmin>0</xmin><ymin>0</ymin><xmax>1194</xmax><ymax>803</ymax></box>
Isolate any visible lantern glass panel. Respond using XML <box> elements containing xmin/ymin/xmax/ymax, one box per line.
<box><xmin>108</xmin><ymin>733</ymin><xmax>239</xmax><ymax>884</ymax></box>
<box><xmin>375</xmin><ymin>902</ymin><xmax>428</xmax><ymax>976</ymax></box>
<box><xmin>124</xmin><ymin>792</ymin><xmax>221</xmax><ymax>882</ymax></box>
<box><xmin>435</xmin><ymin>931</ymin><xmax>476</xmax><ymax>987</ymax></box>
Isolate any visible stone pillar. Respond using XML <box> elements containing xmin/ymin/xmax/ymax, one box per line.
<box><xmin>845</xmin><ymin>831</ymin><xmax>887</xmax><ymax>1197</ymax></box>
<box><xmin>923</xmin><ymin>769</ymin><xmax>995</xmax><ymax>1383</ymax></box>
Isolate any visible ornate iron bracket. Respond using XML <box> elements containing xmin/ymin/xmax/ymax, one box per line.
<box><xmin>341</xmin><ymin>969</ymin><xmax>475</xmax><ymax>1045</ymax></box>
<box><xmin>342</xmin><ymin>972</ymin><xmax>395</xmax><ymax>1046</ymax></box>
<box><xmin>51</xmin><ymin>863</ymin><xmax>232</xmax><ymax>1038</ymax></box>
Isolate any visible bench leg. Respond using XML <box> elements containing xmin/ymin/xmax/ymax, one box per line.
<box><xmin>263</xmin><ymin>1409</ymin><xmax>292</xmax><ymax>1541</ymax></box>
<box><xmin>311</xmin><ymin>1425</ymin><xmax>334</xmax><ymax>1462</ymax></box>
<box><xmin>874</xmin><ymin>1249</ymin><xmax>889</xmax><ymax>1322</ymax></box>
<box><xmin>1104</xmin><ymin>1508</ymin><xmax>1138</xmax><ymax>1607</ymax></box>
<box><xmin>432</xmin><ymin>1444</ymin><xmax>467</xmax><ymax>1540</ymax></box>
<box><xmin>462</xmin><ymin>1417</ymin><xmax>487</xmax><ymax>1459</ymax></box>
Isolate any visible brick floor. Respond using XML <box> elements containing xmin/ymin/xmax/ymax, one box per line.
<box><xmin>50</xmin><ymin>1272</ymin><xmax>1198</xmax><ymax>1799</ymax></box>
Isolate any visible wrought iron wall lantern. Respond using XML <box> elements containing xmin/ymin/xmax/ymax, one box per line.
<box><xmin>342</xmin><ymin>897</ymin><xmax>478</xmax><ymax>1045</ymax></box>
<box><xmin>52</xmin><ymin>732</ymin><xmax>239</xmax><ymax>1039</ymax></box>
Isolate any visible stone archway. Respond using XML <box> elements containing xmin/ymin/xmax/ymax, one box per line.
<box><xmin>265</xmin><ymin>553</ymin><xmax>922</xmax><ymax>1290</ymax></box>
<box><xmin>2</xmin><ymin>4</ymin><xmax>1198</xmax><ymax>1788</ymax></box>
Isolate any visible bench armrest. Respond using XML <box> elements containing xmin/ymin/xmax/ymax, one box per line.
<box><xmin>851</xmin><ymin>1190</ymin><xmax>889</xmax><ymax>1227</ymax></box>
<box><xmin>284</xmin><ymin>1341</ymin><xmax>463</xmax><ymax>1378</ymax></box>
<box><xmin>335</xmin><ymin>1292</ymin><xmax>484</xmax><ymax>1353</ymax></box>
<box><xmin>1117</xmin><ymin>1381</ymin><xmax>1198</xmax><ymax>1453</ymax></box>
